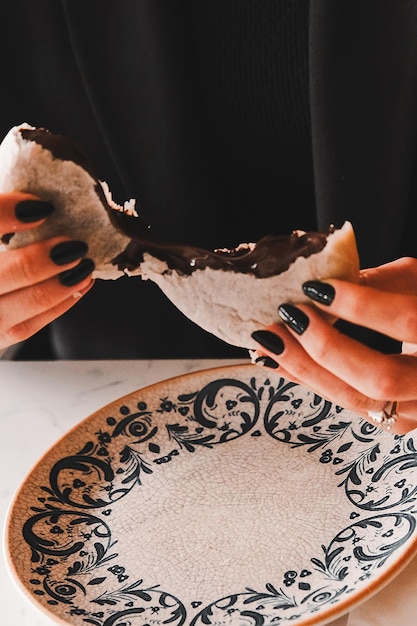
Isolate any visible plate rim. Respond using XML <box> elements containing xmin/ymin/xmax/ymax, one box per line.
<box><xmin>5</xmin><ymin>362</ymin><xmax>417</xmax><ymax>626</ymax></box>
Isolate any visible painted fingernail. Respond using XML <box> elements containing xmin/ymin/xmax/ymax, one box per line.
<box><xmin>302</xmin><ymin>280</ymin><xmax>335</xmax><ymax>306</ymax></box>
<box><xmin>278</xmin><ymin>303</ymin><xmax>309</xmax><ymax>335</ymax></box>
<box><xmin>251</xmin><ymin>330</ymin><xmax>285</xmax><ymax>355</ymax></box>
<box><xmin>50</xmin><ymin>240</ymin><xmax>89</xmax><ymax>266</ymax></box>
<box><xmin>59</xmin><ymin>258</ymin><xmax>95</xmax><ymax>286</ymax></box>
<box><xmin>14</xmin><ymin>199</ymin><xmax>54</xmax><ymax>222</ymax></box>
<box><xmin>255</xmin><ymin>355</ymin><xmax>279</xmax><ymax>369</ymax></box>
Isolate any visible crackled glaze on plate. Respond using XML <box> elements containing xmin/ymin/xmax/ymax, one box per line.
<box><xmin>5</xmin><ymin>364</ymin><xmax>417</xmax><ymax>626</ymax></box>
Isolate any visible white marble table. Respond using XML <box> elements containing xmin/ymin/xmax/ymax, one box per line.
<box><xmin>0</xmin><ymin>359</ymin><xmax>247</xmax><ymax>625</ymax></box>
<box><xmin>1</xmin><ymin>359</ymin><xmax>417</xmax><ymax>626</ymax></box>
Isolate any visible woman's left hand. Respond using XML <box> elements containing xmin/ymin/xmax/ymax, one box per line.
<box><xmin>250</xmin><ymin>257</ymin><xmax>417</xmax><ymax>434</ymax></box>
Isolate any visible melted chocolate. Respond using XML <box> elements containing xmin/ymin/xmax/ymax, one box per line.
<box><xmin>21</xmin><ymin>128</ymin><xmax>96</xmax><ymax>177</ymax></box>
<box><xmin>112</xmin><ymin>230</ymin><xmax>331</xmax><ymax>278</ymax></box>
<box><xmin>21</xmin><ymin>127</ymin><xmax>332</xmax><ymax>278</ymax></box>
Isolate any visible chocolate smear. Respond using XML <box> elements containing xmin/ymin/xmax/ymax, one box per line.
<box><xmin>21</xmin><ymin>126</ymin><xmax>332</xmax><ymax>279</ymax></box>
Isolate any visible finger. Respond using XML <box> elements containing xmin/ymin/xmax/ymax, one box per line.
<box><xmin>360</xmin><ymin>257</ymin><xmax>417</xmax><ymax>295</ymax></box>
<box><xmin>253</xmin><ymin>352</ymin><xmax>345</xmax><ymax>401</ymax></box>
<box><xmin>392</xmin><ymin>401</ymin><xmax>417</xmax><ymax>433</ymax></box>
<box><xmin>301</xmin><ymin>277</ymin><xmax>417</xmax><ymax>344</ymax></box>
<box><xmin>0</xmin><ymin>236</ymin><xmax>89</xmax><ymax>295</ymax></box>
<box><xmin>277</xmin><ymin>302</ymin><xmax>417</xmax><ymax>402</ymax></box>
<box><xmin>0</xmin><ymin>192</ymin><xmax>54</xmax><ymax>232</ymax></box>
<box><xmin>251</xmin><ymin>327</ymin><xmax>415</xmax><ymax>434</ymax></box>
<box><xmin>0</xmin><ymin>265</ymin><xmax>94</xmax><ymax>347</ymax></box>
<box><xmin>251</xmin><ymin>323</ymin><xmax>385</xmax><ymax>415</ymax></box>
<box><xmin>1</xmin><ymin>281</ymin><xmax>94</xmax><ymax>349</ymax></box>
<box><xmin>0</xmin><ymin>257</ymin><xmax>95</xmax><ymax>334</ymax></box>
<box><xmin>251</xmin><ymin>348</ymin><xmax>308</xmax><ymax>385</ymax></box>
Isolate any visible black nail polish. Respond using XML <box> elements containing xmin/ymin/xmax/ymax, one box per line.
<box><xmin>59</xmin><ymin>258</ymin><xmax>95</xmax><ymax>287</ymax></box>
<box><xmin>302</xmin><ymin>280</ymin><xmax>335</xmax><ymax>306</ymax></box>
<box><xmin>278</xmin><ymin>303</ymin><xmax>309</xmax><ymax>335</ymax></box>
<box><xmin>255</xmin><ymin>355</ymin><xmax>279</xmax><ymax>369</ymax></box>
<box><xmin>14</xmin><ymin>199</ymin><xmax>54</xmax><ymax>223</ymax></box>
<box><xmin>50</xmin><ymin>240</ymin><xmax>89</xmax><ymax>266</ymax></box>
<box><xmin>251</xmin><ymin>330</ymin><xmax>285</xmax><ymax>355</ymax></box>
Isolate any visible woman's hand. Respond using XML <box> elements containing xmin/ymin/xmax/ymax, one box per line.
<box><xmin>0</xmin><ymin>192</ymin><xmax>95</xmax><ymax>350</ymax></box>
<box><xmin>250</xmin><ymin>257</ymin><xmax>417</xmax><ymax>434</ymax></box>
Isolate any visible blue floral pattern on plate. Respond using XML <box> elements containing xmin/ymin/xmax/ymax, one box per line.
<box><xmin>5</xmin><ymin>365</ymin><xmax>417</xmax><ymax>626</ymax></box>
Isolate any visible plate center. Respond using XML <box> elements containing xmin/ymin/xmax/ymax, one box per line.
<box><xmin>110</xmin><ymin>433</ymin><xmax>344</xmax><ymax>604</ymax></box>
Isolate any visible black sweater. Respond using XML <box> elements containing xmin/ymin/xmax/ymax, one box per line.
<box><xmin>1</xmin><ymin>0</ymin><xmax>417</xmax><ymax>358</ymax></box>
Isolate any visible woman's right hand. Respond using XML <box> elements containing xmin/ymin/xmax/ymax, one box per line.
<box><xmin>0</xmin><ymin>191</ymin><xmax>95</xmax><ymax>350</ymax></box>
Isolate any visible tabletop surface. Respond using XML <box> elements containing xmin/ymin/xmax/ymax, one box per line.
<box><xmin>0</xmin><ymin>358</ymin><xmax>246</xmax><ymax>625</ymax></box>
<box><xmin>2</xmin><ymin>359</ymin><xmax>417</xmax><ymax>626</ymax></box>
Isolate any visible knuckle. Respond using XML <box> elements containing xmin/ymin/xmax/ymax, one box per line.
<box><xmin>398</xmin><ymin>302</ymin><xmax>417</xmax><ymax>339</ymax></box>
<box><xmin>290</xmin><ymin>359</ymin><xmax>311</xmax><ymax>380</ymax></box>
<box><xmin>29</xmin><ymin>281</ymin><xmax>52</xmax><ymax>310</ymax></box>
<box><xmin>284</xmin><ymin>350</ymin><xmax>315</xmax><ymax>381</ymax></box>
<box><xmin>0</xmin><ymin>312</ymin><xmax>20</xmax><ymax>348</ymax></box>
<box><xmin>2</xmin><ymin>324</ymin><xmax>26</xmax><ymax>346</ymax></box>
<box><xmin>340</xmin><ymin>388</ymin><xmax>371</xmax><ymax>414</ymax></box>
<box><xmin>396</xmin><ymin>256</ymin><xmax>417</xmax><ymax>275</ymax></box>
<box><xmin>310</xmin><ymin>334</ymin><xmax>334</xmax><ymax>362</ymax></box>
<box><xmin>9</xmin><ymin>246</ymin><xmax>39</xmax><ymax>285</ymax></box>
<box><xmin>343</xmin><ymin>295</ymin><xmax>363</xmax><ymax>320</ymax></box>
<box><xmin>369</xmin><ymin>360</ymin><xmax>401</xmax><ymax>400</ymax></box>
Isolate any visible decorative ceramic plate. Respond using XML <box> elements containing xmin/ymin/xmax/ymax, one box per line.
<box><xmin>5</xmin><ymin>364</ymin><xmax>417</xmax><ymax>626</ymax></box>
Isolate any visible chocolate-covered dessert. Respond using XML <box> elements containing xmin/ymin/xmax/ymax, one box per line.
<box><xmin>0</xmin><ymin>123</ymin><xmax>360</xmax><ymax>350</ymax></box>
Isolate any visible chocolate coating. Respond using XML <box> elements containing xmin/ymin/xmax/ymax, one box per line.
<box><xmin>21</xmin><ymin>128</ymin><xmax>95</xmax><ymax>178</ymax></box>
<box><xmin>21</xmin><ymin>126</ymin><xmax>332</xmax><ymax>278</ymax></box>
<box><xmin>112</xmin><ymin>230</ymin><xmax>332</xmax><ymax>278</ymax></box>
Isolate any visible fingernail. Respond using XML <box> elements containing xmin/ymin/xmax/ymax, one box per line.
<box><xmin>278</xmin><ymin>304</ymin><xmax>309</xmax><ymax>335</ymax></box>
<box><xmin>251</xmin><ymin>330</ymin><xmax>285</xmax><ymax>355</ymax></box>
<box><xmin>302</xmin><ymin>280</ymin><xmax>335</xmax><ymax>306</ymax></box>
<box><xmin>14</xmin><ymin>199</ymin><xmax>54</xmax><ymax>222</ymax></box>
<box><xmin>50</xmin><ymin>240</ymin><xmax>89</xmax><ymax>266</ymax></box>
<box><xmin>59</xmin><ymin>258</ymin><xmax>95</xmax><ymax>286</ymax></box>
<box><xmin>255</xmin><ymin>355</ymin><xmax>279</xmax><ymax>369</ymax></box>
